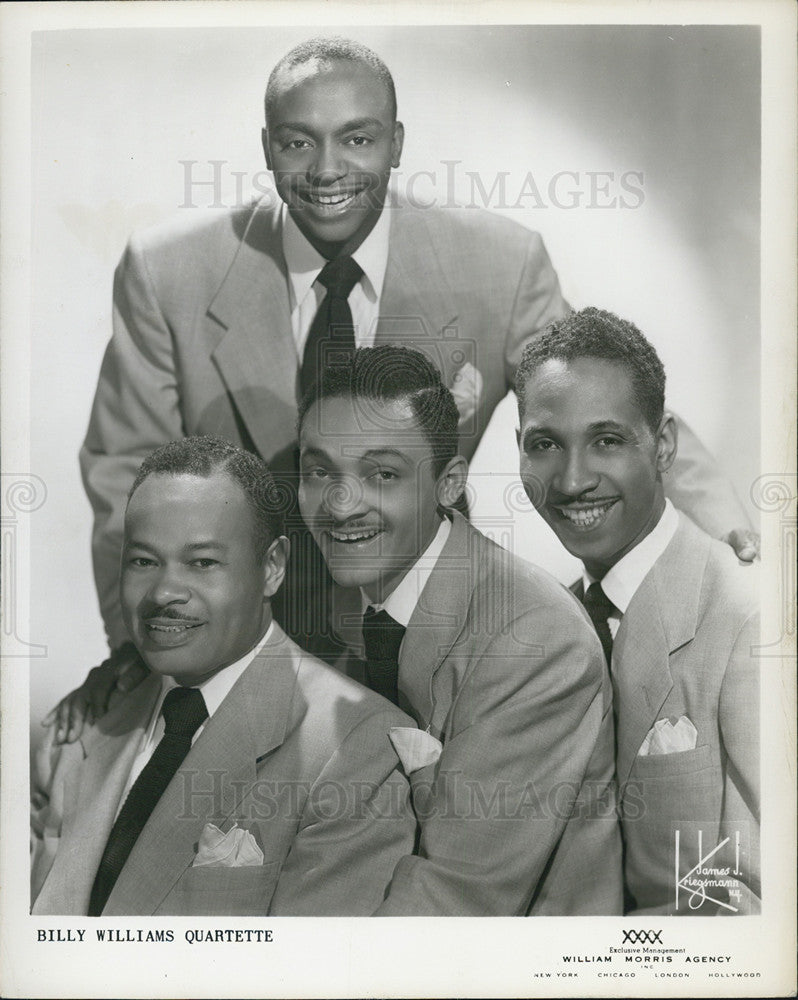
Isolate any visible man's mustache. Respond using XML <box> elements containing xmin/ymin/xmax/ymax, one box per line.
<box><xmin>142</xmin><ymin>609</ymin><xmax>204</xmax><ymax>624</ymax></box>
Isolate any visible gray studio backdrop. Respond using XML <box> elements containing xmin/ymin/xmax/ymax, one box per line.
<box><xmin>28</xmin><ymin>24</ymin><xmax>760</xmax><ymax>738</ymax></box>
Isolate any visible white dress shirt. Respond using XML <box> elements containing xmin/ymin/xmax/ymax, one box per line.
<box><xmin>360</xmin><ymin>517</ymin><xmax>451</xmax><ymax>662</ymax></box>
<box><xmin>115</xmin><ymin>622</ymin><xmax>275</xmax><ymax>816</ymax></box>
<box><xmin>581</xmin><ymin>499</ymin><xmax>679</xmax><ymax>639</ymax></box>
<box><xmin>281</xmin><ymin>205</ymin><xmax>391</xmax><ymax>356</ymax></box>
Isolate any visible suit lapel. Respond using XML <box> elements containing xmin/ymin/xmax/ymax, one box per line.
<box><xmin>615</xmin><ymin>516</ymin><xmax>708</xmax><ymax>790</ymax></box>
<box><xmin>103</xmin><ymin>626</ymin><xmax>300</xmax><ymax>915</ymax></box>
<box><xmin>207</xmin><ymin>203</ymin><xmax>463</xmax><ymax>462</ymax></box>
<box><xmin>378</xmin><ymin>210</ymin><xmax>459</xmax><ymax>373</ymax></box>
<box><xmin>207</xmin><ymin>201</ymin><xmax>298</xmax><ymax>462</ymax></box>
<box><xmin>399</xmin><ymin>514</ymin><xmax>475</xmax><ymax>733</ymax></box>
<box><xmin>34</xmin><ymin>676</ymin><xmax>162</xmax><ymax>914</ymax></box>
<box><xmin>613</xmin><ymin>604</ymin><xmax>673</xmax><ymax>790</ymax></box>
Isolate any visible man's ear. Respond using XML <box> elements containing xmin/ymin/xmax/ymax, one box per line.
<box><xmin>655</xmin><ymin>411</ymin><xmax>678</xmax><ymax>474</ymax></box>
<box><xmin>261</xmin><ymin>127</ymin><xmax>272</xmax><ymax>171</ymax></box>
<box><xmin>435</xmin><ymin>455</ymin><xmax>469</xmax><ymax>509</ymax></box>
<box><xmin>391</xmin><ymin>121</ymin><xmax>405</xmax><ymax>169</ymax></box>
<box><xmin>262</xmin><ymin>535</ymin><xmax>290</xmax><ymax>599</ymax></box>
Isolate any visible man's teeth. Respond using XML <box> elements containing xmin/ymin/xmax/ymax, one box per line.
<box><xmin>147</xmin><ymin>622</ymin><xmax>200</xmax><ymax>632</ymax></box>
<box><xmin>557</xmin><ymin>502</ymin><xmax>616</xmax><ymax>527</ymax></box>
<box><xmin>313</xmin><ymin>192</ymin><xmax>355</xmax><ymax>206</ymax></box>
<box><xmin>330</xmin><ymin>528</ymin><xmax>379</xmax><ymax>542</ymax></box>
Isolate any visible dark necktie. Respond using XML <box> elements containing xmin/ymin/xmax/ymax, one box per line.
<box><xmin>88</xmin><ymin>686</ymin><xmax>208</xmax><ymax>915</ymax></box>
<box><xmin>361</xmin><ymin>606</ymin><xmax>405</xmax><ymax>707</ymax></box>
<box><xmin>582</xmin><ymin>581</ymin><xmax>616</xmax><ymax>667</ymax></box>
<box><xmin>300</xmin><ymin>256</ymin><xmax>364</xmax><ymax>398</ymax></box>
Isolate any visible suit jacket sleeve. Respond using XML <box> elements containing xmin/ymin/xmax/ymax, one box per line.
<box><xmin>375</xmin><ymin>613</ymin><xmax>617</xmax><ymax>915</ymax></box>
<box><xmin>79</xmin><ymin>235</ymin><xmax>185</xmax><ymax>647</ymax></box>
<box><xmin>718</xmin><ymin>609</ymin><xmax>761</xmax><ymax>909</ymax></box>
<box><xmin>664</xmin><ymin>415</ymin><xmax>753</xmax><ymax>539</ymax></box>
<box><xmin>30</xmin><ymin>726</ymin><xmax>74</xmax><ymax>907</ymax></box>
<box><xmin>266</xmin><ymin>708</ymin><xmax>417</xmax><ymax>916</ymax></box>
<box><xmin>503</xmin><ymin>229</ymin><xmax>570</xmax><ymax>384</ymax></box>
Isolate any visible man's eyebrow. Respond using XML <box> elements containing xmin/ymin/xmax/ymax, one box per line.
<box><xmin>586</xmin><ymin>420</ymin><xmax>630</xmax><ymax>433</ymax></box>
<box><xmin>521</xmin><ymin>420</ymin><xmax>555</xmax><ymax>435</ymax></box>
<box><xmin>299</xmin><ymin>445</ymin><xmax>332</xmax><ymax>462</ymax></box>
<box><xmin>273</xmin><ymin>117</ymin><xmax>386</xmax><ymax>134</ymax></box>
<box><xmin>123</xmin><ymin>538</ymin><xmax>155</xmax><ymax>552</ymax></box>
<box><xmin>361</xmin><ymin>448</ymin><xmax>413</xmax><ymax>465</ymax></box>
<box><xmin>123</xmin><ymin>540</ymin><xmax>227</xmax><ymax>555</ymax></box>
<box><xmin>337</xmin><ymin>117</ymin><xmax>386</xmax><ymax>132</ymax></box>
<box><xmin>521</xmin><ymin>425</ymin><xmax>554</xmax><ymax>448</ymax></box>
<box><xmin>300</xmin><ymin>445</ymin><xmax>414</xmax><ymax>464</ymax></box>
<box><xmin>521</xmin><ymin>419</ymin><xmax>630</xmax><ymax>443</ymax></box>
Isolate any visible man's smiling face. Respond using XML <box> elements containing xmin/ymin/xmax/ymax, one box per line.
<box><xmin>518</xmin><ymin>356</ymin><xmax>675</xmax><ymax>578</ymax></box>
<box><xmin>121</xmin><ymin>472</ymin><xmax>273</xmax><ymax>685</ymax></box>
<box><xmin>263</xmin><ymin>59</ymin><xmax>404</xmax><ymax>259</ymax></box>
<box><xmin>298</xmin><ymin>394</ymin><xmax>446</xmax><ymax>603</ymax></box>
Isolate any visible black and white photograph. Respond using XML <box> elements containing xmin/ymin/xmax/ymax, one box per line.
<box><xmin>1</xmin><ymin>1</ymin><xmax>795</xmax><ymax>997</ymax></box>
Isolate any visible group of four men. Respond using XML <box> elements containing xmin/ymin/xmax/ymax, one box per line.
<box><xmin>31</xmin><ymin>37</ymin><xmax>759</xmax><ymax>917</ymax></box>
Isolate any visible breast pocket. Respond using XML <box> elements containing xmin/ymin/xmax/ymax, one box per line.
<box><xmin>625</xmin><ymin>744</ymin><xmax>720</xmax><ymax>824</ymax></box>
<box><xmin>633</xmin><ymin>743</ymin><xmax>713</xmax><ymax>779</ymax></box>
<box><xmin>158</xmin><ymin>861</ymin><xmax>282</xmax><ymax>916</ymax></box>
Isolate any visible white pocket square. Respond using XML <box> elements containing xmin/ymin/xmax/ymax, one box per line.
<box><xmin>450</xmin><ymin>362</ymin><xmax>483</xmax><ymax>427</ymax></box>
<box><xmin>638</xmin><ymin>715</ymin><xmax>698</xmax><ymax>756</ymax></box>
<box><xmin>192</xmin><ymin>823</ymin><xmax>264</xmax><ymax>868</ymax></box>
<box><xmin>389</xmin><ymin>726</ymin><xmax>443</xmax><ymax>774</ymax></box>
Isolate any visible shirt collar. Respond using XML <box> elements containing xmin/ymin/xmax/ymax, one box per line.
<box><xmin>149</xmin><ymin>620</ymin><xmax>275</xmax><ymax>732</ymax></box>
<box><xmin>281</xmin><ymin>204</ymin><xmax>391</xmax><ymax>310</ymax></box>
<box><xmin>361</xmin><ymin>517</ymin><xmax>451</xmax><ymax>628</ymax></box>
<box><xmin>582</xmin><ymin>499</ymin><xmax>678</xmax><ymax>614</ymax></box>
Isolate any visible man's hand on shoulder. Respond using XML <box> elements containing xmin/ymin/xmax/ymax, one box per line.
<box><xmin>722</xmin><ymin>527</ymin><xmax>760</xmax><ymax>563</ymax></box>
<box><xmin>42</xmin><ymin>642</ymin><xmax>149</xmax><ymax>744</ymax></box>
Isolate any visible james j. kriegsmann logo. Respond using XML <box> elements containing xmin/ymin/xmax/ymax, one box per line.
<box><xmin>675</xmin><ymin>829</ymin><xmax>748</xmax><ymax>913</ymax></box>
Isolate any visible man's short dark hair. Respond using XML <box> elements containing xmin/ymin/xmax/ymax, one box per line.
<box><xmin>297</xmin><ymin>346</ymin><xmax>459</xmax><ymax>477</ymax></box>
<box><xmin>265</xmin><ymin>36</ymin><xmax>397</xmax><ymax>124</ymax></box>
<box><xmin>516</xmin><ymin>307</ymin><xmax>667</xmax><ymax>432</ymax></box>
<box><xmin>128</xmin><ymin>436</ymin><xmax>284</xmax><ymax>560</ymax></box>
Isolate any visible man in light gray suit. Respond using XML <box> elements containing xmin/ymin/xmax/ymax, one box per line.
<box><xmin>516</xmin><ymin>309</ymin><xmax>760</xmax><ymax>915</ymax></box>
<box><xmin>56</xmin><ymin>36</ymin><xmax>756</xmax><ymax>736</ymax></box>
<box><xmin>32</xmin><ymin>437</ymin><xmax>416</xmax><ymax>915</ymax></box>
<box><xmin>296</xmin><ymin>346</ymin><xmax>622</xmax><ymax>915</ymax></box>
